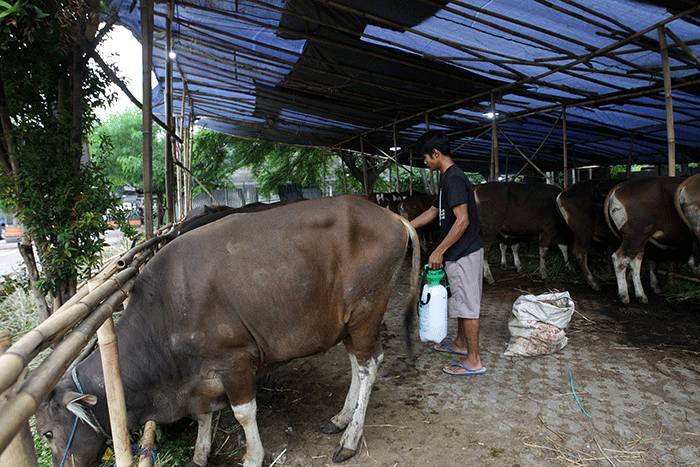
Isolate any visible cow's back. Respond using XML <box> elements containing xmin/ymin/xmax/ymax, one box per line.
<box><xmin>675</xmin><ymin>173</ymin><xmax>700</xmax><ymax>238</ymax></box>
<box><xmin>474</xmin><ymin>182</ymin><xmax>508</xmax><ymax>246</ymax></box>
<box><xmin>606</xmin><ymin>176</ymin><xmax>690</xmax><ymax>248</ymax></box>
<box><xmin>557</xmin><ymin>179</ymin><xmax>622</xmax><ymax>245</ymax></box>
<box><xmin>500</xmin><ymin>183</ymin><xmax>562</xmax><ymax>238</ymax></box>
<box><xmin>124</xmin><ymin>195</ymin><xmax>410</xmax><ymax>369</ymax></box>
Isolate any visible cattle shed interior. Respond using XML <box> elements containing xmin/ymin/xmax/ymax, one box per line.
<box><xmin>105</xmin><ymin>0</ymin><xmax>700</xmax><ymax>179</ymax></box>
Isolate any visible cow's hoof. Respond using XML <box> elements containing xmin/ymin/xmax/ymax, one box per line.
<box><xmin>184</xmin><ymin>460</ymin><xmax>206</xmax><ymax>467</ymax></box>
<box><xmin>320</xmin><ymin>421</ymin><xmax>343</xmax><ymax>434</ymax></box>
<box><xmin>333</xmin><ymin>445</ymin><xmax>356</xmax><ymax>463</ymax></box>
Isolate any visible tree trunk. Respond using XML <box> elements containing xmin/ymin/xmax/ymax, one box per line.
<box><xmin>17</xmin><ymin>236</ymin><xmax>50</xmax><ymax>321</ymax></box>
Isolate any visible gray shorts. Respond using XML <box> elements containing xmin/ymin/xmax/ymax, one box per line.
<box><xmin>444</xmin><ymin>248</ymin><xmax>484</xmax><ymax>319</ymax></box>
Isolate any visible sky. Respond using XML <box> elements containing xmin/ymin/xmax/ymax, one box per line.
<box><xmin>95</xmin><ymin>25</ymin><xmax>149</xmax><ymax>118</ymax></box>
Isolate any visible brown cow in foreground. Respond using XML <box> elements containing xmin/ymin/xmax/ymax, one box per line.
<box><xmin>36</xmin><ymin>195</ymin><xmax>420</xmax><ymax>467</ymax></box>
<box><xmin>474</xmin><ymin>182</ymin><xmax>572</xmax><ymax>284</ymax></box>
<box><xmin>604</xmin><ymin>176</ymin><xmax>696</xmax><ymax>304</ymax></box>
<box><xmin>556</xmin><ymin>179</ymin><xmax>623</xmax><ymax>290</ymax></box>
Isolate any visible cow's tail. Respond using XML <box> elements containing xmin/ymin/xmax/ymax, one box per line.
<box><xmin>603</xmin><ymin>187</ymin><xmax>622</xmax><ymax>241</ymax></box>
<box><xmin>398</xmin><ymin>216</ymin><xmax>421</xmax><ymax>358</ymax></box>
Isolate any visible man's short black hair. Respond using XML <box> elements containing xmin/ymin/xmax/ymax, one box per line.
<box><xmin>414</xmin><ymin>130</ymin><xmax>451</xmax><ymax>158</ymax></box>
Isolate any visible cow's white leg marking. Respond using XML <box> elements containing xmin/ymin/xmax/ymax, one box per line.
<box><xmin>499</xmin><ymin>242</ymin><xmax>508</xmax><ymax>270</ymax></box>
<box><xmin>328</xmin><ymin>353</ymin><xmax>361</xmax><ymax>431</ymax></box>
<box><xmin>612</xmin><ymin>250</ymin><xmax>631</xmax><ymax>305</ymax></box>
<box><xmin>648</xmin><ymin>260</ymin><xmax>661</xmax><ymax>295</ymax></box>
<box><xmin>539</xmin><ymin>246</ymin><xmax>549</xmax><ymax>281</ymax></box>
<box><xmin>512</xmin><ymin>243</ymin><xmax>522</xmax><ymax>272</ymax></box>
<box><xmin>192</xmin><ymin>413</ymin><xmax>213</xmax><ymax>467</ymax></box>
<box><xmin>558</xmin><ymin>243</ymin><xmax>572</xmax><ymax>272</ymax></box>
<box><xmin>630</xmin><ymin>253</ymin><xmax>648</xmax><ymax>303</ymax></box>
<box><xmin>232</xmin><ymin>399</ymin><xmax>264</xmax><ymax>467</ymax></box>
<box><xmin>482</xmin><ymin>250</ymin><xmax>495</xmax><ymax>285</ymax></box>
<box><xmin>334</xmin><ymin>352</ymin><xmax>382</xmax><ymax>463</ymax></box>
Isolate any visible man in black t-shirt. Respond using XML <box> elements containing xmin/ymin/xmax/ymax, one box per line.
<box><xmin>410</xmin><ymin>130</ymin><xmax>486</xmax><ymax>376</ymax></box>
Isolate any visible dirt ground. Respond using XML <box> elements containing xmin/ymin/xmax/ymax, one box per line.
<box><xmin>165</xmin><ymin>253</ymin><xmax>700</xmax><ymax>467</ymax></box>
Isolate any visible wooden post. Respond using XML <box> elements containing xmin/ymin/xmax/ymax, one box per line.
<box><xmin>137</xmin><ymin>421</ymin><xmax>157</xmax><ymax>467</ymax></box>
<box><xmin>628</xmin><ymin>132</ymin><xmax>634</xmax><ymax>178</ymax></box>
<box><xmin>95</xmin><ymin>317</ymin><xmax>134</xmax><ymax>467</ymax></box>
<box><xmin>360</xmin><ymin>138</ymin><xmax>369</xmax><ymax>196</ymax></box>
<box><xmin>393</xmin><ymin>124</ymin><xmax>399</xmax><ymax>192</ymax></box>
<box><xmin>142</xmin><ymin>0</ymin><xmax>154</xmax><ymax>238</ymax></box>
<box><xmin>0</xmin><ymin>332</ymin><xmax>38</xmax><ymax>467</ymax></box>
<box><xmin>491</xmin><ymin>93</ymin><xmax>499</xmax><ymax>181</ymax></box>
<box><xmin>89</xmin><ymin>275</ymin><xmax>134</xmax><ymax>467</ymax></box>
<box><xmin>164</xmin><ymin>0</ymin><xmax>176</xmax><ymax>220</ymax></box>
<box><xmin>659</xmin><ymin>26</ymin><xmax>676</xmax><ymax>176</ymax></box>
<box><xmin>562</xmin><ymin>106</ymin><xmax>568</xmax><ymax>187</ymax></box>
<box><xmin>339</xmin><ymin>146</ymin><xmax>348</xmax><ymax>194</ymax></box>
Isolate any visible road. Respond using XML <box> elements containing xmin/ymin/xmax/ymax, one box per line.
<box><xmin>0</xmin><ymin>230</ymin><xmax>125</xmax><ymax>279</ymax></box>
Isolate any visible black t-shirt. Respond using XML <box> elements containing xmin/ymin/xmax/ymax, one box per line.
<box><xmin>431</xmin><ymin>165</ymin><xmax>484</xmax><ymax>261</ymax></box>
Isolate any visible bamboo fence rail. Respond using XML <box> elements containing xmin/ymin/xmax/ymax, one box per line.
<box><xmin>0</xmin><ymin>233</ymin><xmax>167</xmax><ymax>459</ymax></box>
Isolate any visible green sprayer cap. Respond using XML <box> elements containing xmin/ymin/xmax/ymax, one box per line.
<box><xmin>423</xmin><ymin>264</ymin><xmax>445</xmax><ymax>286</ymax></box>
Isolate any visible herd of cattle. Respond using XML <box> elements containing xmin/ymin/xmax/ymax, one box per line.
<box><xmin>374</xmin><ymin>173</ymin><xmax>700</xmax><ymax>306</ymax></box>
<box><xmin>33</xmin><ymin>174</ymin><xmax>700</xmax><ymax>467</ymax></box>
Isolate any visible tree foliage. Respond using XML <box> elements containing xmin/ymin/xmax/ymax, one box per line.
<box><xmin>0</xmin><ymin>0</ymin><xmax>132</xmax><ymax>309</ymax></box>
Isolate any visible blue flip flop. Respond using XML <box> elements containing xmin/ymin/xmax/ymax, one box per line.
<box><xmin>433</xmin><ymin>342</ymin><xmax>469</xmax><ymax>357</ymax></box>
<box><xmin>443</xmin><ymin>363</ymin><xmax>487</xmax><ymax>376</ymax></box>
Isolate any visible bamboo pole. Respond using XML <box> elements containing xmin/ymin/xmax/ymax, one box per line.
<box><xmin>95</xmin><ymin>314</ymin><xmax>133</xmax><ymax>467</ymax></box>
<box><xmin>0</xmin><ymin>332</ymin><xmax>38</xmax><ymax>467</ymax></box>
<box><xmin>137</xmin><ymin>421</ymin><xmax>157</xmax><ymax>467</ymax></box>
<box><xmin>393</xmin><ymin>124</ymin><xmax>399</xmax><ymax>192</ymax></box>
<box><xmin>665</xmin><ymin>27</ymin><xmax>700</xmax><ymax>68</ymax></box>
<box><xmin>562</xmin><ymin>106</ymin><xmax>568</xmax><ymax>187</ymax></box>
<box><xmin>0</xmin><ymin>278</ymin><xmax>136</xmax><ymax>454</ymax></box>
<box><xmin>164</xmin><ymin>0</ymin><xmax>176</xmax><ymax>223</ymax></box>
<box><xmin>658</xmin><ymin>27</ymin><xmax>676</xmax><ymax>176</ymax></box>
<box><xmin>491</xmin><ymin>93</ymin><xmax>499</xmax><ymax>181</ymax></box>
<box><xmin>142</xmin><ymin>0</ymin><xmax>154</xmax><ymax>239</ymax></box>
<box><xmin>360</xmin><ymin>137</ymin><xmax>369</xmax><ymax>196</ymax></box>
<box><xmin>0</xmin><ymin>249</ymin><xmax>153</xmax><ymax>397</ymax></box>
<box><xmin>499</xmin><ymin>128</ymin><xmax>561</xmax><ymax>187</ymax></box>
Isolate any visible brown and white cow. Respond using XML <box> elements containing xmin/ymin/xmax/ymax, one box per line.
<box><xmin>35</xmin><ymin>195</ymin><xmax>420</xmax><ymax>467</ymax></box>
<box><xmin>369</xmin><ymin>191</ymin><xmax>411</xmax><ymax>213</ymax></box>
<box><xmin>556</xmin><ymin>179</ymin><xmax>624</xmax><ymax>290</ymax></box>
<box><xmin>474</xmin><ymin>182</ymin><xmax>572</xmax><ymax>284</ymax></box>
<box><xmin>674</xmin><ymin>173</ymin><xmax>700</xmax><ymax>277</ymax></box>
<box><xmin>398</xmin><ymin>193</ymin><xmax>437</xmax><ymax>252</ymax></box>
<box><xmin>604</xmin><ymin>176</ymin><xmax>695</xmax><ymax>304</ymax></box>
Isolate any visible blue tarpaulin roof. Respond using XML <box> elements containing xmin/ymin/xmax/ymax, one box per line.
<box><xmin>103</xmin><ymin>0</ymin><xmax>700</xmax><ymax>176</ymax></box>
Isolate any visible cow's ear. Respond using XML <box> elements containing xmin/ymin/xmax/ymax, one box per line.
<box><xmin>62</xmin><ymin>391</ymin><xmax>98</xmax><ymax>424</ymax></box>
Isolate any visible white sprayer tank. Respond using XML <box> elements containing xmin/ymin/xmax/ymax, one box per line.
<box><xmin>419</xmin><ymin>266</ymin><xmax>448</xmax><ymax>343</ymax></box>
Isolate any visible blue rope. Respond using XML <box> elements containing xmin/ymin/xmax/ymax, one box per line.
<box><xmin>569</xmin><ymin>371</ymin><xmax>592</xmax><ymax>418</ymax></box>
<box><xmin>113</xmin><ymin>444</ymin><xmax>156</xmax><ymax>467</ymax></box>
<box><xmin>59</xmin><ymin>417</ymin><xmax>80</xmax><ymax>467</ymax></box>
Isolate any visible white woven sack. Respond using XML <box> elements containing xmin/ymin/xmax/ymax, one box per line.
<box><xmin>510</xmin><ymin>292</ymin><xmax>574</xmax><ymax>329</ymax></box>
<box><xmin>504</xmin><ymin>291</ymin><xmax>575</xmax><ymax>357</ymax></box>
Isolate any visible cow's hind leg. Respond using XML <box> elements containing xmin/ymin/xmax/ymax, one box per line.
<box><xmin>482</xmin><ymin>248</ymin><xmax>496</xmax><ymax>285</ymax></box>
<box><xmin>512</xmin><ymin>243</ymin><xmax>522</xmax><ymax>273</ymax></box>
<box><xmin>231</xmin><ymin>399</ymin><xmax>264</xmax><ymax>467</ymax></box>
<box><xmin>320</xmin><ymin>352</ymin><xmax>362</xmax><ymax>434</ymax></box>
<box><xmin>499</xmin><ymin>242</ymin><xmax>508</xmax><ymax>270</ymax></box>
<box><xmin>332</xmin><ymin>348</ymin><xmax>383</xmax><ymax>463</ymax></box>
<box><xmin>557</xmin><ymin>243</ymin><xmax>572</xmax><ymax>273</ymax></box>
<box><xmin>630</xmin><ymin>253</ymin><xmax>648</xmax><ymax>303</ymax></box>
<box><xmin>184</xmin><ymin>413</ymin><xmax>213</xmax><ymax>467</ymax></box>
<box><xmin>612</xmin><ymin>250</ymin><xmax>632</xmax><ymax>305</ymax></box>
<box><xmin>538</xmin><ymin>246</ymin><xmax>550</xmax><ymax>281</ymax></box>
